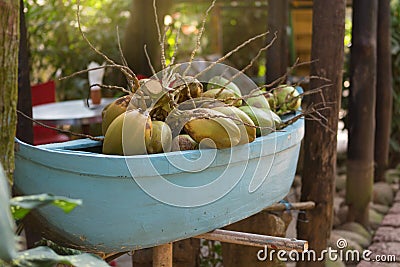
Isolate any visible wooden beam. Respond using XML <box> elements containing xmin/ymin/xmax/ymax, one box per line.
<box><xmin>263</xmin><ymin>201</ymin><xmax>315</xmax><ymax>212</ymax></box>
<box><xmin>195</xmin><ymin>229</ymin><xmax>308</xmax><ymax>252</ymax></box>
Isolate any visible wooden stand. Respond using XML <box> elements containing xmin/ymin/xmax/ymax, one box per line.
<box><xmin>151</xmin><ymin>201</ymin><xmax>314</xmax><ymax>267</ymax></box>
<box><xmin>151</xmin><ymin>230</ymin><xmax>307</xmax><ymax>267</ymax></box>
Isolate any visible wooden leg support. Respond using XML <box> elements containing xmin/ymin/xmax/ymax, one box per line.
<box><xmin>153</xmin><ymin>242</ymin><xmax>173</xmax><ymax>267</ymax></box>
<box><xmin>134</xmin><ymin>229</ymin><xmax>307</xmax><ymax>267</ymax></box>
<box><xmin>135</xmin><ymin>201</ymin><xmax>313</xmax><ymax>266</ymax></box>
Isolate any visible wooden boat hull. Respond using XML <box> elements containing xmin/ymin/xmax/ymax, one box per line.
<box><xmin>14</xmin><ymin>118</ymin><xmax>304</xmax><ymax>253</ymax></box>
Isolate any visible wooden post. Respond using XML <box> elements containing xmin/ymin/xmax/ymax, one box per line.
<box><xmin>17</xmin><ymin>0</ymin><xmax>33</xmax><ymax>145</ymax></box>
<box><xmin>266</xmin><ymin>0</ymin><xmax>289</xmax><ymax>84</ymax></box>
<box><xmin>296</xmin><ymin>1</ymin><xmax>346</xmax><ymax>266</ymax></box>
<box><xmin>346</xmin><ymin>0</ymin><xmax>378</xmax><ymax>227</ymax></box>
<box><xmin>153</xmin><ymin>243</ymin><xmax>173</xmax><ymax>267</ymax></box>
<box><xmin>374</xmin><ymin>0</ymin><xmax>392</xmax><ymax>182</ymax></box>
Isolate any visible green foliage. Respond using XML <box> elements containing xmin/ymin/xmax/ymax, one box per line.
<box><xmin>0</xmin><ymin>167</ymin><xmax>17</xmax><ymax>262</ymax></box>
<box><xmin>220</xmin><ymin>5</ymin><xmax>267</xmax><ymax>78</ymax></box>
<box><xmin>24</xmin><ymin>0</ymin><xmax>131</xmax><ymax>100</ymax></box>
<box><xmin>199</xmin><ymin>240</ymin><xmax>223</xmax><ymax>267</ymax></box>
<box><xmin>163</xmin><ymin>2</ymin><xmax>268</xmax><ymax>80</ymax></box>
<box><xmin>165</xmin><ymin>3</ymin><xmax>215</xmax><ymax>63</ymax></box>
<box><xmin>0</xmin><ymin>163</ymin><xmax>108</xmax><ymax>267</ymax></box>
<box><xmin>25</xmin><ymin>0</ymin><xmax>269</xmax><ymax>102</ymax></box>
<box><xmin>11</xmin><ymin>246</ymin><xmax>109</xmax><ymax>267</ymax></box>
<box><xmin>10</xmin><ymin>194</ymin><xmax>82</xmax><ymax>220</ymax></box>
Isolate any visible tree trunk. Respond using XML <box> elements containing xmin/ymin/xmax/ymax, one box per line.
<box><xmin>123</xmin><ymin>0</ymin><xmax>172</xmax><ymax>77</ymax></box>
<box><xmin>296</xmin><ymin>1</ymin><xmax>346</xmax><ymax>266</ymax></box>
<box><xmin>266</xmin><ymin>0</ymin><xmax>289</xmax><ymax>84</ymax></box>
<box><xmin>17</xmin><ymin>0</ymin><xmax>33</xmax><ymax>145</ymax></box>
<box><xmin>374</xmin><ymin>0</ymin><xmax>392</xmax><ymax>182</ymax></box>
<box><xmin>346</xmin><ymin>0</ymin><xmax>377</xmax><ymax>227</ymax></box>
<box><xmin>0</xmin><ymin>0</ymin><xmax>20</xmax><ymax>184</ymax></box>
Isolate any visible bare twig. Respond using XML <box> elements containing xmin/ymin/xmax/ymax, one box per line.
<box><xmin>215</xmin><ymin>83</ymin><xmax>327</xmax><ymax>104</ymax></box>
<box><xmin>116</xmin><ymin>25</ymin><xmax>128</xmax><ymax>67</ymax></box>
<box><xmin>17</xmin><ymin>110</ymin><xmax>104</xmax><ymax>142</ymax></box>
<box><xmin>176</xmin><ymin>75</ymin><xmax>193</xmax><ymax>100</ymax></box>
<box><xmin>216</xmin><ymin>32</ymin><xmax>277</xmax><ymax>100</ymax></box>
<box><xmin>277</xmin><ymin>112</ymin><xmax>307</xmax><ymax>130</ymax></box>
<box><xmin>194</xmin><ymin>32</ymin><xmax>269</xmax><ymax>79</ymax></box>
<box><xmin>183</xmin><ymin>0</ymin><xmax>217</xmax><ymax>76</ymax></box>
<box><xmin>144</xmin><ymin>45</ymin><xmax>157</xmax><ymax>76</ymax></box>
<box><xmin>243</xmin><ymin>32</ymin><xmax>277</xmax><ymax>71</ymax></box>
<box><xmin>152</xmin><ymin>0</ymin><xmax>166</xmax><ymax>69</ymax></box>
<box><xmin>89</xmin><ymin>83</ymin><xmax>131</xmax><ymax>95</ymax></box>
<box><xmin>170</xmin><ymin>27</ymin><xmax>181</xmax><ymax>66</ymax></box>
<box><xmin>292</xmin><ymin>75</ymin><xmax>331</xmax><ymax>87</ymax></box>
<box><xmin>59</xmin><ymin>65</ymin><xmax>133</xmax><ymax>81</ymax></box>
<box><xmin>312</xmin><ymin>108</ymin><xmax>329</xmax><ymax>124</ymax></box>
<box><xmin>297</xmin><ymin>83</ymin><xmax>332</xmax><ymax>106</ymax></box>
<box><xmin>306</xmin><ymin>112</ymin><xmax>335</xmax><ymax>134</ymax></box>
<box><xmin>116</xmin><ymin>26</ymin><xmax>139</xmax><ymax>92</ymax></box>
<box><xmin>76</xmin><ymin>1</ymin><xmax>131</xmax><ymax>76</ymax></box>
<box><xmin>229</xmin><ymin>32</ymin><xmax>278</xmax><ymax>85</ymax></box>
<box><xmin>261</xmin><ymin>59</ymin><xmax>319</xmax><ymax>90</ymax></box>
<box><xmin>162</xmin><ymin>25</ymin><xmax>170</xmax><ymax>56</ymax></box>
<box><xmin>161</xmin><ymin>25</ymin><xmax>171</xmax><ymax>79</ymax></box>
<box><xmin>76</xmin><ymin>0</ymin><xmax>139</xmax><ymax>91</ymax></box>
<box><xmin>304</xmin><ymin>104</ymin><xmax>336</xmax><ymax>134</ymax></box>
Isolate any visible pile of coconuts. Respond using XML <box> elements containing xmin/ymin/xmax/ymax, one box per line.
<box><xmin>101</xmin><ymin>75</ymin><xmax>301</xmax><ymax>156</ymax></box>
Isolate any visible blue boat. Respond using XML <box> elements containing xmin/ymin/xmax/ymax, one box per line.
<box><xmin>14</xmin><ymin>117</ymin><xmax>304</xmax><ymax>254</ymax></box>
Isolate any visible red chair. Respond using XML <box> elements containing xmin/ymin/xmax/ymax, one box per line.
<box><xmin>31</xmin><ymin>81</ymin><xmax>70</xmax><ymax>145</ymax></box>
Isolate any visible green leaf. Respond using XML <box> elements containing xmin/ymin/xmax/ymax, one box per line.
<box><xmin>9</xmin><ymin>194</ymin><xmax>82</xmax><ymax>220</ymax></box>
<box><xmin>12</xmin><ymin>246</ymin><xmax>110</xmax><ymax>267</ymax></box>
<box><xmin>0</xmin><ymin>165</ymin><xmax>18</xmax><ymax>262</ymax></box>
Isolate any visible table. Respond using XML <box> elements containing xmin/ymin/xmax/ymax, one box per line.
<box><xmin>32</xmin><ymin>98</ymin><xmax>115</xmax><ymax>133</ymax></box>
